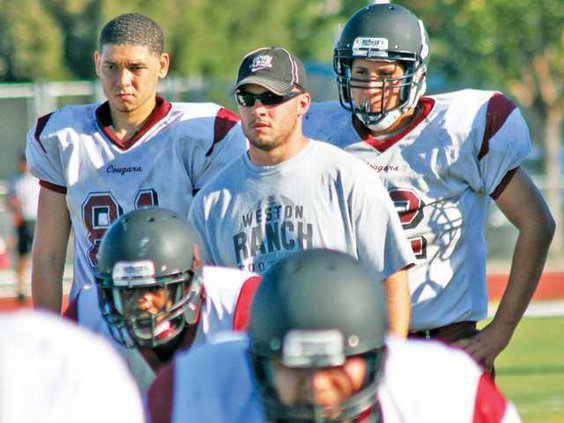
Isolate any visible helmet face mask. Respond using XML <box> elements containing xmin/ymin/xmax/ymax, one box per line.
<box><xmin>96</xmin><ymin>263</ymin><xmax>201</xmax><ymax>349</ymax></box>
<box><xmin>334</xmin><ymin>4</ymin><xmax>429</xmax><ymax>131</ymax></box>
<box><xmin>94</xmin><ymin>207</ymin><xmax>205</xmax><ymax>349</ymax></box>
<box><xmin>248</xmin><ymin>249</ymin><xmax>388</xmax><ymax>422</ymax></box>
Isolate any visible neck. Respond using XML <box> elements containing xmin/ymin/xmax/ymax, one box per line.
<box><xmin>110</xmin><ymin>97</ymin><xmax>157</xmax><ymax>141</ymax></box>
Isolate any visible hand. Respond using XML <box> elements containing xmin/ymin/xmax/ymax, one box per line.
<box><xmin>454</xmin><ymin>322</ymin><xmax>512</xmax><ymax>373</ymax></box>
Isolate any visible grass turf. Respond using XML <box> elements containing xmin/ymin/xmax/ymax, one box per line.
<box><xmin>492</xmin><ymin>316</ymin><xmax>564</xmax><ymax>422</ymax></box>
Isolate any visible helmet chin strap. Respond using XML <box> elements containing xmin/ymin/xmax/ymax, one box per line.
<box><xmin>356</xmin><ymin>108</ymin><xmax>403</xmax><ymax>133</ymax></box>
<box><xmin>353</xmin><ymin>64</ymin><xmax>427</xmax><ymax>134</ymax></box>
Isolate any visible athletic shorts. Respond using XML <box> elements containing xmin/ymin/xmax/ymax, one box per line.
<box><xmin>16</xmin><ymin>220</ymin><xmax>35</xmax><ymax>257</ymax></box>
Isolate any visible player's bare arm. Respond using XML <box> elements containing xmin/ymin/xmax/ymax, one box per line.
<box><xmin>456</xmin><ymin>168</ymin><xmax>554</xmax><ymax>371</ymax></box>
<box><xmin>32</xmin><ymin>187</ymin><xmax>71</xmax><ymax>313</ymax></box>
<box><xmin>384</xmin><ymin>268</ymin><xmax>411</xmax><ymax>338</ymax></box>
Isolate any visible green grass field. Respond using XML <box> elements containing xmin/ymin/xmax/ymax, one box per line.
<box><xmin>491</xmin><ymin>316</ymin><xmax>564</xmax><ymax>422</ymax></box>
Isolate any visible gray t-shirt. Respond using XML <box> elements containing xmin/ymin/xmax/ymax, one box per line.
<box><xmin>189</xmin><ymin>140</ymin><xmax>414</xmax><ymax>280</ymax></box>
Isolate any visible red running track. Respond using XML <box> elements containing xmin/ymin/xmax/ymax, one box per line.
<box><xmin>0</xmin><ymin>273</ymin><xmax>563</xmax><ymax>313</ymax></box>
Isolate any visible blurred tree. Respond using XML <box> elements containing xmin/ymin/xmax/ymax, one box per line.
<box><xmin>167</xmin><ymin>0</ymin><xmax>338</xmax><ymax>76</ymax></box>
<box><xmin>42</xmin><ymin>0</ymin><xmax>102</xmax><ymax>79</ymax></box>
<box><xmin>0</xmin><ymin>0</ymin><xmax>67</xmax><ymax>80</ymax></box>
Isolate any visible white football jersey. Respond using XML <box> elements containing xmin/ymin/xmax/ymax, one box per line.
<box><xmin>147</xmin><ymin>336</ymin><xmax>520</xmax><ymax>423</ymax></box>
<box><xmin>26</xmin><ymin>98</ymin><xmax>247</xmax><ymax>300</ymax></box>
<box><xmin>69</xmin><ymin>264</ymin><xmax>260</xmax><ymax>393</ymax></box>
<box><xmin>303</xmin><ymin>90</ymin><xmax>531</xmax><ymax>330</ymax></box>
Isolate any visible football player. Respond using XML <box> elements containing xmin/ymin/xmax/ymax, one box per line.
<box><xmin>148</xmin><ymin>249</ymin><xmax>520</xmax><ymax>422</ymax></box>
<box><xmin>303</xmin><ymin>2</ymin><xmax>554</xmax><ymax>373</ymax></box>
<box><xmin>64</xmin><ymin>206</ymin><xmax>260</xmax><ymax>392</ymax></box>
<box><xmin>27</xmin><ymin>12</ymin><xmax>247</xmax><ymax>313</ymax></box>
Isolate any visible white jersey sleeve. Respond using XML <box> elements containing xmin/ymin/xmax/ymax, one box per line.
<box><xmin>380</xmin><ymin>338</ymin><xmax>520</xmax><ymax>422</ymax></box>
<box><xmin>26</xmin><ymin>106</ymin><xmax>95</xmax><ymax>189</ymax></box>
<box><xmin>176</xmin><ymin>104</ymin><xmax>247</xmax><ymax>193</ymax></box>
<box><xmin>431</xmin><ymin>90</ymin><xmax>530</xmax><ymax>198</ymax></box>
<box><xmin>199</xmin><ymin>266</ymin><xmax>262</xmax><ymax>336</ymax></box>
<box><xmin>473</xmin><ymin>92</ymin><xmax>531</xmax><ymax>196</ymax></box>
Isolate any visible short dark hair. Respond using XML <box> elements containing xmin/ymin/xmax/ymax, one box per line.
<box><xmin>99</xmin><ymin>13</ymin><xmax>164</xmax><ymax>55</ymax></box>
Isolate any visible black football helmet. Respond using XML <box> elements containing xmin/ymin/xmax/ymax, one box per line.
<box><xmin>94</xmin><ymin>207</ymin><xmax>205</xmax><ymax>349</ymax></box>
<box><xmin>249</xmin><ymin>249</ymin><xmax>388</xmax><ymax>422</ymax></box>
<box><xmin>334</xmin><ymin>3</ymin><xmax>430</xmax><ymax>130</ymax></box>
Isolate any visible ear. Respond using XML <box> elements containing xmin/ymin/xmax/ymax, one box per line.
<box><xmin>297</xmin><ymin>92</ymin><xmax>311</xmax><ymax>117</ymax></box>
<box><xmin>94</xmin><ymin>51</ymin><xmax>102</xmax><ymax>77</ymax></box>
<box><xmin>158</xmin><ymin>53</ymin><xmax>170</xmax><ymax>79</ymax></box>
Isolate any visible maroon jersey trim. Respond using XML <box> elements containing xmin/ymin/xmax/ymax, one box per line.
<box><xmin>34</xmin><ymin>112</ymin><xmax>54</xmax><ymax>153</ymax></box>
<box><xmin>353</xmin><ymin>97</ymin><xmax>435</xmax><ymax>153</ymax></box>
<box><xmin>62</xmin><ymin>296</ymin><xmax>79</xmax><ymax>321</ymax></box>
<box><xmin>206</xmin><ymin>107</ymin><xmax>240</xmax><ymax>157</ymax></box>
<box><xmin>478</xmin><ymin>93</ymin><xmax>516</xmax><ymax>161</ymax></box>
<box><xmin>147</xmin><ymin>361</ymin><xmax>175</xmax><ymax>423</ymax></box>
<box><xmin>232</xmin><ymin>275</ymin><xmax>262</xmax><ymax>330</ymax></box>
<box><xmin>95</xmin><ymin>96</ymin><xmax>172</xmax><ymax>150</ymax></box>
<box><xmin>472</xmin><ymin>372</ymin><xmax>507</xmax><ymax>423</ymax></box>
<box><xmin>39</xmin><ymin>179</ymin><xmax>67</xmax><ymax>194</ymax></box>
<box><xmin>490</xmin><ymin>167</ymin><xmax>519</xmax><ymax>200</ymax></box>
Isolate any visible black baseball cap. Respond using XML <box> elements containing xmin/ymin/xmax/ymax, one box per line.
<box><xmin>233</xmin><ymin>47</ymin><xmax>308</xmax><ymax>95</ymax></box>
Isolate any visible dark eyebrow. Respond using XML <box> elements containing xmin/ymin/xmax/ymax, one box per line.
<box><xmin>102</xmin><ymin>59</ymin><xmax>147</xmax><ymax>66</ymax></box>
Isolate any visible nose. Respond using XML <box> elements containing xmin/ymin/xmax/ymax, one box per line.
<box><xmin>250</xmin><ymin>100</ymin><xmax>268</xmax><ymax>117</ymax></box>
<box><xmin>116</xmin><ymin>68</ymin><xmax>133</xmax><ymax>88</ymax></box>
<box><xmin>365</xmin><ymin>78</ymin><xmax>384</xmax><ymax>94</ymax></box>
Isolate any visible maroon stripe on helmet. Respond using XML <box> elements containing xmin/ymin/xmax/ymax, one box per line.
<box><xmin>40</xmin><ymin>179</ymin><xmax>67</xmax><ymax>194</ymax></box>
<box><xmin>206</xmin><ymin>107</ymin><xmax>240</xmax><ymax>157</ymax></box>
<box><xmin>34</xmin><ymin>112</ymin><xmax>54</xmax><ymax>153</ymax></box>
<box><xmin>490</xmin><ymin>167</ymin><xmax>519</xmax><ymax>200</ymax></box>
<box><xmin>478</xmin><ymin>93</ymin><xmax>516</xmax><ymax>161</ymax></box>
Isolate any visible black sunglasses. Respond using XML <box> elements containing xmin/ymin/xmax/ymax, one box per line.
<box><xmin>235</xmin><ymin>90</ymin><xmax>301</xmax><ymax>107</ymax></box>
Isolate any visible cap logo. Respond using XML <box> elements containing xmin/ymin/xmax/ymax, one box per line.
<box><xmin>250</xmin><ymin>54</ymin><xmax>273</xmax><ymax>73</ymax></box>
<box><xmin>352</xmin><ymin>37</ymin><xmax>389</xmax><ymax>57</ymax></box>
